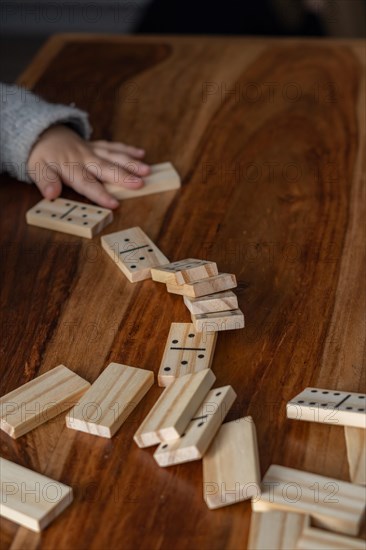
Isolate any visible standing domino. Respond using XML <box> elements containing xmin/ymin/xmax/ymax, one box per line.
<box><xmin>203</xmin><ymin>417</ymin><xmax>261</xmax><ymax>509</ymax></box>
<box><xmin>134</xmin><ymin>368</ymin><xmax>216</xmax><ymax>447</ymax></box>
<box><xmin>158</xmin><ymin>322</ymin><xmax>217</xmax><ymax>386</ymax></box>
<box><xmin>252</xmin><ymin>464</ymin><xmax>366</xmax><ymax>535</ymax></box>
<box><xmin>151</xmin><ymin>259</ymin><xmax>218</xmax><ymax>284</ymax></box>
<box><xmin>344</xmin><ymin>427</ymin><xmax>366</xmax><ymax>485</ymax></box>
<box><xmin>0</xmin><ymin>365</ymin><xmax>90</xmax><ymax>439</ymax></box>
<box><xmin>153</xmin><ymin>385</ymin><xmax>236</xmax><ymax>466</ymax></box>
<box><xmin>101</xmin><ymin>226</ymin><xmax>169</xmax><ymax>282</ymax></box>
<box><xmin>66</xmin><ymin>363</ymin><xmax>154</xmax><ymax>438</ymax></box>
<box><xmin>184</xmin><ymin>291</ymin><xmax>238</xmax><ymax>315</ymax></box>
<box><xmin>191</xmin><ymin>309</ymin><xmax>244</xmax><ymax>332</ymax></box>
<box><xmin>287</xmin><ymin>387</ymin><xmax>366</xmax><ymax>428</ymax></box>
<box><xmin>105</xmin><ymin>162</ymin><xmax>180</xmax><ymax>199</ymax></box>
<box><xmin>167</xmin><ymin>273</ymin><xmax>237</xmax><ymax>298</ymax></box>
<box><xmin>26</xmin><ymin>198</ymin><xmax>113</xmax><ymax>238</ymax></box>
<box><xmin>296</xmin><ymin>526</ymin><xmax>366</xmax><ymax>549</ymax></box>
<box><xmin>248</xmin><ymin>511</ymin><xmax>310</xmax><ymax>550</ymax></box>
<box><xmin>0</xmin><ymin>458</ymin><xmax>73</xmax><ymax>532</ymax></box>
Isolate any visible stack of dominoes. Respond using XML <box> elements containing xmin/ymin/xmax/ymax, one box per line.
<box><xmin>100</xmin><ymin>227</ymin><xmax>245</xmax><ymax>332</ymax></box>
<box><xmin>151</xmin><ymin>259</ymin><xmax>245</xmax><ymax>333</ymax></box>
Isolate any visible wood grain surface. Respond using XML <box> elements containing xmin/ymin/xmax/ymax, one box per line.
<box><xmin>1</xmin><ymin>33</ymin><xmax>365</xmax><ymax>549</ymax></box>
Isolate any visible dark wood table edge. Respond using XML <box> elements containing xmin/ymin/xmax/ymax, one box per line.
<box><xmin>17</xmin><ymin>32</ymin><xmax>366</xmax><ymax>89</ymax></box>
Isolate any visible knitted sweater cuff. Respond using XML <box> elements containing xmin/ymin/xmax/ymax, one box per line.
<box><xmin>0</xmin><ymin>83</ymin><xmax>92</xmax><ymax>183</ymax></box>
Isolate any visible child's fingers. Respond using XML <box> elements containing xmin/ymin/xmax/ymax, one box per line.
<box><xmin>93</xmin><ymin>148</ymin><xmax>150</xmax><ymax>177</ymax></box>
<box><xmin>64</xmin><ymin>165</ymin><xmax>119</xmax><ymax>209</ymax></box>
<box><xmin>91</xmin><ymin>140</ymin><xmax>146</xmax><ymax>158</ymax></box>
<box><xmin>32</xmin><ymin>163</ymin><xmax>63</xmax><ymax>200</ymax></box>
<box><xmin>87</xmin><ymin>157</ymin><xmax>144</xmax><ymax>190</ymax></box>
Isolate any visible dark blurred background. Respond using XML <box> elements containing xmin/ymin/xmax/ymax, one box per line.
<box><xmin>0</xmin><ymin>0</ymin><xmax>365</xmax><ymax>83</ymax></box>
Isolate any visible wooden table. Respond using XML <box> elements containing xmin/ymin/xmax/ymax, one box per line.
<box><xmin>1</xmin><ymin>34</ymin><xmax>365</xmax><ymax>549</ymax></box>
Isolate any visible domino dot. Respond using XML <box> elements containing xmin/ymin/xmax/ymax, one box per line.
<box><xmin>197</xmin><ymin>422</ymin><xmax>204</xmax><ymax>427</ymax></box>
<box><xmin>81</xmin><ymin>206</ymin><xmax>86</xmax><ymax>210</ymax></box>
<box><xmin>148</xmin><ymin>248</ymin><xmax>153</xmax><ymax>252</ymax></box>
<box><xmin>124</xmin><ymin>238</ymin><xmax>130</xmax><ymax>241</ymax></box>
<box><xmin>82</xmin><ymin>214</ymin><xmax>87</xmax><ymax>218</ymax></box>
<box><xmin>172</xmin><ymin>339</ymin><xmax>178</xmax><ymax>344</ymax></box>
<box><xmin>358</xmin><ymin>408</ymin><xmax>364</xmax><ymax>411</ymax></box>
<box><xmin>215</xmin><ymin>392</ymin><xmax>222</xmax><ymax>396</ymax></box>
<box><xmin>181</xmin><ymin>433</ymin><xmax>186</xmax><ymax>437</ymax></box>
<box><xmin>298</xmin><ymin>400</ymin><xmax>304</xmax><ymax>403</ymax></box>
<box><xmin>334</xmin><ymin>392</ymin><xmax>340</xmax><ymax>395</ymax></box>
<box><xmin>188</xmin><ymin>334</ymin><xmax>195</xmax><ymax>338</ymax></box>
<box><xmin>310</xmin><ymin>390</ymin><xmax>317</xmax><ymax>393</ymax></box>
<box><xmin>83</xmin><ymin>222</ymin><xmax>88</xmax><ymax>225</ymax></box>
<box><xmin>321</xmin><ymin>403</ymin><xmax>327</xmax><ymax>407</ymax></box>
<box><xmin>67</xmin><ymin>218</ymin><xmax>72</xmax><ymax>221</ymax></box>
<box><xmin>164</xmin><ymin>367</ymin><xmax>171</xmax><ymax>372</ymax></box>
<box><xmin>359</xmin><ymin>396</ymin><xmax>365</xmax><ymax>399</ymax></box>
<box><xmin>97</xmin><ymin>210</ymin><xmax>102</xmax><ymax>214</ymax></box>
<box><xmin>139</xmin><ymin>257</ymin><xmax>145</xmax><ymax>260</ymax></box>
<box><xmin>346</xmin><ymin>407</ymin><xmax>353</xmax><ymax>410</ymax></box>
<box><xmin>35</xmin><ymin>210</ymin><xmax>41</xmax><ymax>213</ymax></box>
<box><xmin>198</xmin><ymin>354</ymin><xmax>205</xmax><ymax>359</ymax></box>
<box><xmin>162</xmin><ymin>444</ymin><xmax>168</xmax><ymax>449</ymax></box>
<box><xmin>131</xmin><ymin>265</ymin><xmax>136</xmax><ymax>269</ymax></box>
<box><xmin>181</xmin><ymin>361</ymin><xmax>188</xmax><ymax>365</ymax></box>
<box><xmin>65</xmin><ymin>203</ymin><xmax>70</xmax><ymax>206</ymax></box>
<box><xmin>322</xmin><ymin>391</ymin><xmax>329</xmax><ymax>394</ymax></box>
<box><xmin>309</xmin><ymin>402</ymin><xmax>316</xmax><ymax>405</ymax></box>
<box><xmin>51</xmin><ymin>214</ymin><xmax>56</xmax><ymax>217</ymax></box>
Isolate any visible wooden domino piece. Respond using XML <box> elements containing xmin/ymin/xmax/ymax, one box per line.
<box><xmin>296</xmin><ymin>526</ymin><xmax>366</xmax><ymax>549</ymax></box>
<box><xmin>345</xmin><ymin>427</ymin><xmax>366</xmax><ymax>485</ymax></box>
<box><xmin>0</xmin><ymin>458</ymin><xmax>72</xmax><ymax>532</ymax></box>
<box><xmin>252</xmin><ymin>464</ymin><xmax>365</xmax><ymax>536</ymax></box>
<box><xmin>153</xmin><ymin>385</ymin><xmax>236</xmax><ymax>466</ymax></box>
<box><xmin>151</xmin><ymin>259</ymin><xmax>218</xmax><ymax>284</ymax></box>
<box><xmin>0</xmin><ymin>365</ymin><xmax>90</xmax><ymax>439</ymax></box>
<box><xmin>158</xmin><ymin>322</ymin><xmax>217</xmax><ymax>387</ymax></box>
<box><xmin>101</xmin><ymin>226</ymin><xmax>169</xmax><ymax>282</ymax></box>
<box><xmin>203</xmin><ymin>417</ymin><xmax>261</xmax><ymax>509</ymax></box>
<box><xmin>166</xmin><ymin>273</ymin><xmax>237</xmax><ymax>298</ymax></box>
<box><xmin>286</xmin><ymin>387</ymin><xmax>366</xmax><ymax>428</ymax></box>
<box><xmin>105</xmin><ymin>162</ymin><xmax>180</xmax><ymax>199</ymax></box>
<box><xmin>66</xmin><ymin>363</ymin><xmax>154</xmax><ymax>438</ymax></box>
<box><xmin>248</xmin><ymin>511</ymin><xmax>309</xmax><ymax>550</ymax></box>
<box><xmin>183</xmin><ymin>290</ymin><xmax>238</xmax><ymax>315</ymax></box>
<box><xmin>26</xmin><ymin>198</ymin><xmax>113</xmax><ymax>238</ymax></box>
<box><xmin>192</xmin><ymin>309</ymin><xmax>245</xmax><ymax>332</ymax></box>
<box><xmin>134</xmin><ymin>368</ymin><xmax>216</xmax><ymax>448</ymax></box>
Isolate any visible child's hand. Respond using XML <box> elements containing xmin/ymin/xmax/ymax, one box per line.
<box><xmin>27</xmin><ymin>125</ymin><xmax>151</xmax><ymax>209</ymax></box>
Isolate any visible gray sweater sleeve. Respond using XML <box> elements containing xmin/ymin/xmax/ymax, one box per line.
<box><xmin>0</xmin><ymin>83</ymin><xmax>92</xmax><ymax>182</ymax></box>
